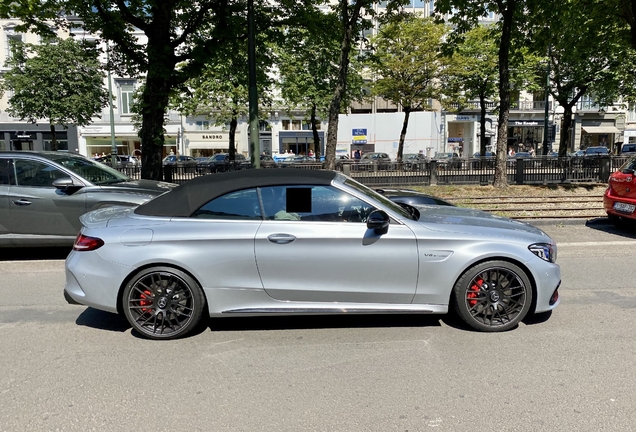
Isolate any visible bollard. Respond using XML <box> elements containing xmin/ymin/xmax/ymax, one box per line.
<box><xmin>163</xmin><ymin>165</ymin><xmax>173</xmax><ymax>183</ymax></box>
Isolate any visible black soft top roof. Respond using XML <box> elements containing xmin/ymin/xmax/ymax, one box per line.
<box><xmin>134</xmin><ymin>169</ymin><xmax>338</xmax><ymax>217</ymax></box>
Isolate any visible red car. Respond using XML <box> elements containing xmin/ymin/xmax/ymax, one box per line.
<box><xmin>604</xmin><ymin>157</ymin><xmax>636</xmax><ymax>224</ymax></box>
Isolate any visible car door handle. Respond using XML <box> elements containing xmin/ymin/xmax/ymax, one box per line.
<box><xmin>267</xmin><ymin>234</ymin><xmax>296</xmax><ymax>244</ymax></box>
<box><xmin>12</xmin><ymin>199</ymin><xmax>32</xmax><ymax>206</ymax></box>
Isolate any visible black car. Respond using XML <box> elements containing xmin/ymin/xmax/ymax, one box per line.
<box><xmin>402</xmin><ymin>153</ymin><xmax>428</xmax><ymax>170</ymax></box>
<box><xmin>434</xmin><ymin>152</ymin><xmax>462</xmax><ymax>169</ymax></box>
<box><xmin>376</xmin><ymin>188</ymin><xmax>454</xmax><ymax>207</ymax></box>
<box><xmin>358</xmin><ymin>152</ymin><xmax>392</xmax><ymax>170</ymax></box>
<box><xmin>260</xmin><ymin>154</ymin><xmax>278</xmax><ymax>168</ymax></box>
<box><xmin>471</xmin><ymin>151</ymin><xmax>495</xmax><ymax>169</ymax></box>
<box><xmin>203</xmin><ymin>153</ymin><xmax>250</xmax><ymax>173</ymax></box>
<box><xmin>94</xmin><ymin>154</ymin><xmax>137</xmax><ymax>169</ymax></box>
<box><xmin>162</xmin><ymin>155</ymin><xmax>199</xmax><ymax>172</ymax></box>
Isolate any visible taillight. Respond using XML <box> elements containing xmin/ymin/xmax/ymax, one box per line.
<box><xmin>73</xmin><ymin>233</ymin><xmax>104</xmax><ymax>251</ymax></box>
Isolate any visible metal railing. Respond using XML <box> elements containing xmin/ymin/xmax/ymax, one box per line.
<box><xmin>116</xmin><ymin>155</ymin><xmax>626</xmax><ymax>187</ymax></box>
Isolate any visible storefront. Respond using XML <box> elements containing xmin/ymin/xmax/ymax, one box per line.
<box><xmin>185</xmin><ymin>131</ymin><xmax>239</xmax><ymax>157</ymax></box>
<box><xmin>507</xmin><ymin>120</ymin><xmax>546</xmax><ymax>153</ymax></box>
<box><xmin>80</xmin><ymin>125</ymin><xmax>177</xmax><ymax>158</ymax></box>
<box><xmin>0</xmin><ymin>124</ymin><xmax>78</xmax><ymax>152</ymax></box>
<box><xmin>279</xmin><ymin>131</ymin><xmax>324</xmax><ymax>156</ymax></box>
<box><xmin>580</xmin><ymin>122</ymin><xmax>621</xmax><ymax>152</ymax></box>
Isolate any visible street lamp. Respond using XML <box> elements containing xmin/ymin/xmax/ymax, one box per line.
<box><xmin>106</xmin><ymin>41</ymin><xmax>117</xmax><ymax>166</ymax></box>
<box><xmin>542</xmin><ymin>55</ymin><xmax>550</xmax><ymax>156</ymax></box>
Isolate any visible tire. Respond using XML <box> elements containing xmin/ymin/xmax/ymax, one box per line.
<box><xmin>122</xmin><ymin>267</ymin><xmax>207</xmax><ymax>340</ymax></box>
<box><xmin>452</xmin><ymin>260</ymin><xmax>532</xmax><ymax>332</ymax></box>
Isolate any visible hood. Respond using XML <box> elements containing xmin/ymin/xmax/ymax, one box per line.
<box><xmin>96</xmin><ymin>179</ymin><xmax>177</xmax><ymax>196</ymax></box>
<box><xmin>413</xmin><ymin>204</ymin><xmax>550</xmax><ymax>240</ymax></box>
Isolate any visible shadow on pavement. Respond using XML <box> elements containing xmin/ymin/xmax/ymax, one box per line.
<box><xmin>586</xmin><ymin>217</ymin><xmax>636</xmax><ymax>239</ymax></box>
<box><xmin>207</xmin><ymin>313</ymin><xmax>443</xmax><ymax>332</ymax></box>
<box><xmin>75</xmin><ymin>308</ymin><xmax>130</xmax><ymax>333</ymax></box>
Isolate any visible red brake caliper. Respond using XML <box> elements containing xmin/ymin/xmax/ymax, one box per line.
<box><xmin>468</xmin><ymin>278</ymin><xmax>483</xmax><ymax>307</ymax></box>
<box><xmin>139</xmin><ymin>290</ymin><xmax>153</xmax><ymax>313</ymax></box>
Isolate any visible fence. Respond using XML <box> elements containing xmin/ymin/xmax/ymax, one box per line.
<box><xmin>116</xmin><ymin>155</ymin><xmax>628</xmax><ymax>187</ymax></box>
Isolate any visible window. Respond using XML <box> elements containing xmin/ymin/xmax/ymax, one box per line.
<box><xmin>0</xmin><ymin>159</ymin><xmax>14</xmax><ymax>185</ymax></box>
<box><xmin>260</xmin><ymin>185</ymin><xmax>375</xmax><ymax>223</ymax></box>
<box><xmin>193</xmin><ymin>189</ymin><xmax>261</xmax><ymax>220</ymax></box>
<box><xmin>117</xmin><ymin>80</ymin><xmax>135</xmax><ymax>114</ymax></box>
<box><xmin>196</xmin><ymin>121</ymin><xmax>210</xmax><ymax>130</ymax></box>
<box><xmin>14</xmin><ymin>160</ymin><xmax>67</xmax><ymax>187</ymax></box>
<box><xmin>4</xmin><ymin>30</ymin><xmax>22</xmax><ymax>65</ymax></box>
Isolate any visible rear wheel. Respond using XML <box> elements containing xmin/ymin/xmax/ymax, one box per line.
<box><xmin>122</xmin><ymin>267</ymin><xmax>206</xmax><ymax>340</ymax></box>
<box><xmin>453</xmin><ymin>261</ymin><xmax>532</xmax><ymax>332</ymax></box>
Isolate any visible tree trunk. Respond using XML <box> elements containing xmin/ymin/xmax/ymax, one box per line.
<box><xmin>49</xmin><ymin>123</ymin><xmax>57</xmax><ymax>152</ymax></box>
<box><xmin>493</xmin><ymin>1</ymin><xmax>517</xmax><ymax>189</ymax></box>
<box><xmin>397</xmin><ymin>108</ymin><xmax>410</xmax><ymax>162</ymax></box>
<box><xmin>325</xmin><ymin>0</ymin><xmax>363</xmax><ymax>171</ymax></box>
<box><xmin>310</xmin><ymin>104</ymin><xmax>321</xmax><ymax>160</ymax></box>
<box><xmin>559</xmin><ymin>104</ymin><xmax>574</xmax><ymax>157</ymax></box>
<box><xmin>139</xmin><ymin>12</ymin><xmax>175</xmax><ymax>181</ymax></box>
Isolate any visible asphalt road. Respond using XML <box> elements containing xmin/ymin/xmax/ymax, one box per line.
<box><xmin>1</xmin><ymin>220</ymin><xmax>635</xmax><ymax>431</ymax></box>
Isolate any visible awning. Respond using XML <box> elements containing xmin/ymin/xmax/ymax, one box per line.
<box><xmin>187</xmin><ymin>142</ymin><xmax>229</xmax><ymax>150</ymax></box>
<box><xmin>582</xmin><ymin>126</ymin><xmax>621</xmax><ymax>134</ymax></box>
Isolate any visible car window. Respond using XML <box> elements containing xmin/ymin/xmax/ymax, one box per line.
<box><xmin>260</xmin><ymin>185</ymin><xmax>375</xmax><ymax>223</ymax></box>
<box><xmin>192</xmin><ymin>188</ymin><xmax>261</xmax><ymax>220</ymax></box>
<box><xmin>0</xmin><ymin>159</ymin><xmax>14</xmax><ymax>185</ymax></box>
<box><xmin>14</xmin><ymin>159</ymin><xmax>68</xmax><ymax>187</ymax></box>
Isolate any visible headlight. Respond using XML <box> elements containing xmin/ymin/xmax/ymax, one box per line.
<box><xmin>529</xmin><ymin>243</ymin><xmax>557</xmax><ymax>263</ymax></box>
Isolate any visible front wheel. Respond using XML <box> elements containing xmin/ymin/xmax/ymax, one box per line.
<box><xmin>122</xmin><ymin>267</ymin><xmax>207</xmax><ymax>340</ymax></box>
<box><xmin>452</xmin><ymin>261</ymin><xmax>532</xmax><ymax>332</ymax></box>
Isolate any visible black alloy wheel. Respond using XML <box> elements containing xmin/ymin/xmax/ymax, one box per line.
<box><xmin>453</xmin><ymin>261</ymin><xmax>532</xmax><ymax>332</ymax></box>
<box><xmin>122</xmin><ymin>267</ymin><xmax>206</xmax><ymax>340</ymax></box>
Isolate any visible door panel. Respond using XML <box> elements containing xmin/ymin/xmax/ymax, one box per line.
<box><xmin>10</xmin><ymin>159</ymin><xmax>86</xmax><ymax>237</ymax></box>
<box><xmin>0</xmin><ymin>159</ymin><xmax>12</xmax><ymax>236</ymax></box>
<box><xmin>255</xmin><ymin>221</ymin><xmax>418</xmax><ymax>304</ymax></box>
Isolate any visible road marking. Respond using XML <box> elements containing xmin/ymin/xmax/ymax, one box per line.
<box><xmin>558</xmin><ymin>240</ymin><xmax>636</xmax><ymax>247</ymax></box>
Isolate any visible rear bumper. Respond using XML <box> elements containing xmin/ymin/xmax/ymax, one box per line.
<box><xmin>603</xmin><ymin>189</ymin><xmax>636</xmax><ymax>219</ymax></box>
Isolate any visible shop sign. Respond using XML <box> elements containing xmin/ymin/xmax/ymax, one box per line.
<box><xmin>456</xmin><ymin>116</ymin><xmax>472</xmax><ymax>121</ymax></box>
<box><xmin>512</xmin><ymin>121</ymin><xmax>539</xmax><ymax>126</ymax></box>
<box><xmin>447</xmin><ymin>137</ymin><xmax>463</xmax><ymax>142</ymax></box>
<box><xmin>202</xmin><ymin>134</ymin><xmax>224</xmax><ymax>140</ymax></box>
<box><xmin>352</xmin><ymin>128</ymin><xmax>367</xmax><ymax>145</ymax></box>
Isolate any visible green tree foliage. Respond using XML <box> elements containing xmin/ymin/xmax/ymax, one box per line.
<box><xmin>366</xmin><ymin>16</ymin><xmax>446</xmax><ymax>162</ymax></box>
<box><xmin>435</xmin><ymin>0</ymin><xmax>527</xmax><ymax>187</ymax></box>
<box><xmin>323</xmin><ymin>0</ymin><xmax>408</xmax><ymax>170</ymax></box>
<box><xmin>527</xmin><ymin>0</ymin><xmax>636</xmax><ymax>156</ymax></box>
<box><xmin>441</xmin><ymin>26</ymin><xmax>499</xmax><ymax>159</ymax></box>
<box><xmin>8</xmin><ymin>0</ymin><xmax>313</xmax><ymax>180</ymax></box>
<box><xmin>276</xmin><ymin>12</ymin><xmax>364</xmax><ymax>160</ymax></box>
<box><xmin>170</xmin><ymin>33</ymin><xmax>275</xmax><ymax>162</ymax></box>
<box><xmin>1</xmin><ymin>38</ymin><xmax>108</xmax><ymax>150</ymax></box>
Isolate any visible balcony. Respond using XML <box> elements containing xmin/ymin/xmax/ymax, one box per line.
<box><xmin>447</xmin><ymin>100</ymin><xmax>552</xmax><ymax>113</ymax></box>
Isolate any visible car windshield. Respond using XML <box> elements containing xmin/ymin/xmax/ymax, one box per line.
<box><xmin>339</xmin><ymin>175</ymin><xmax>414</xmax><ymax>220</ymax></box>
<box><xmin>212</xmin><ymin>154</ymin><xmax>226</xmax><ymax>161</ymax></box>
<box><xmin>436</xmin><ymin>153</ymin><xmax>454</xmax><ymax>158</ymax></box>
<box><xmin>44</xmin><ymin>153</ymin><xmax>129</xmax><ymax>185</ymax></box>
<box><xmin>619</xmin><ymin>156</ymin><xmax>636</xmax><ymax>172</ymax></box>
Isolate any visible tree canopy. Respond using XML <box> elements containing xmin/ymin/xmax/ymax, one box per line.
<box><xmin>1</xmin><ymin>37</ymin><xmax>109</xmax><ymax>150</ymax></box>
<box><xmin>366</xmin><ymin>15</ymin><xmax>447</xmax><ymax>161</ymax></box>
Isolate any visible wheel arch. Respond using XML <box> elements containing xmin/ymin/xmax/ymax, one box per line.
<box><xmin>448</xmin><ymin>256</ymin><xmax>538</xmax><ymax>314</ymax></box>
<box><xmin>116</xmin><ymin>262</ymin><xmax>209</xmax><ymax>316</ymax></box>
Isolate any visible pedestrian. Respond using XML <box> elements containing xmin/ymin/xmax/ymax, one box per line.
<box><xmin>308</xmin><ymin>149</ymin><xmax>314</xmax><ymax>157</ymax></box>
<box><xmin>354</xmin><ymin>149</ymin><xmax>361</xmax><ymax>160</ymax></box>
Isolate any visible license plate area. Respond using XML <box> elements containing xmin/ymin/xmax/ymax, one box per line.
<box><xmin>614</xmin><ymin>202</ymin><xmax>636</xmax><ymax>213</ymax></box>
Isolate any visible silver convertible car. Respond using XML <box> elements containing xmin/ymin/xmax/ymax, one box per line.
<box><xmin>64</xmin><ymin>169</ymin><xmax>561</xmax><ymax>339</ymax></box>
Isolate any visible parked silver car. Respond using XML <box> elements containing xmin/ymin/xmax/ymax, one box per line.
<box><xmin>0</xmin><ymin>151</ymin><xmax>176</xmax><ymax>247</ymax></box>
<box><xmin>64</xmin><ymin>169</ymin><xmax>561</xmax><ymax>339</ymax></box>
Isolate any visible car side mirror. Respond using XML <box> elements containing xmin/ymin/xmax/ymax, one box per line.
<box><xmin>366</xmin><ymin>210</ymin><xmax>389</xmax><ymax>235</ymax></box>
<box><xmin>53</xmin><ymin>177</ymin><xmax>82</xmax><ymax>194</ymax></box>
